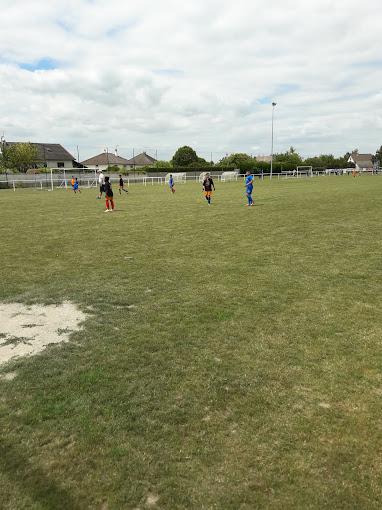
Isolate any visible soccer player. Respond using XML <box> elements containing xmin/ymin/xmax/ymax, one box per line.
<box><xmin>71</xmin><ymin>176</ymin><xmax>75</xmax><ymax>190</ymax></box>
<box><xmin>169</xmin><ymin>174</ymin><xmax>175</xmax><ymax>193</ymax></box>
<box><xmin>202</xmin><ymin>173</ymin><xmax>215</xmax><ymax>205</ymax></box>
<box><xmin>104</xmin><ymin>176</ymin><xmax>114</xmax><ymax>212</ymax></box>
<box><xmin>245</xmin><ymin>171</ymin><xmax>254</xmax><ymax>206</ymax></box>
<box><xmin>73</xmin><ymin>178</ymin><xmax>81</xmax><ymax>194</ymax></box>
<box><xmin>119</xmin><ymin>174</ymin><xmax>129</xmax><ymax>195</ymax></box>
<box><xmin>97</xmin><ymin>169</ymin><xmax>105</xmax><ymax>199</ymax></box>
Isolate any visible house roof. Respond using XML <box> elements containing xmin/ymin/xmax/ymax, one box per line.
<box><xmin>255</xmin><ymin>155</ymin><xmax>272</xmax><ymax>163</ymax></box>
<box><xmin>356</xmin><ymin>160</ymin><xmax>373</xmax><ymax>168</ymax></box>
<box><xmin>348</xmin><ymin>152</ymin><xmax>373</xmax><ymax>168</ymax></box>
<box><xmin>124</xmin><ymin>152</ymin><xmax>157</xmax><ymax>166</ymax></box>
<box><xmin>6</xmin><ymin>142</ymin><xmax>75</xmax><ymax>161</ymax></box>
<box><xmin>80</xmin><ymin>152</ymin><xmax>130</xmax><ymax>166</ymax></box>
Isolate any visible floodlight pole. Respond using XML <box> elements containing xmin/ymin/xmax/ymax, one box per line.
<box><xmin>270</xmin><ymin>102</ymin><xmax>277</xmax><ymax>180</ymax></box>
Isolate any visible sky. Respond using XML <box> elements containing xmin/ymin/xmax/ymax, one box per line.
<box><xmin>0</xmin><ymin>0</ymin><xmax>381</xmax><ymax>163</ymax></box>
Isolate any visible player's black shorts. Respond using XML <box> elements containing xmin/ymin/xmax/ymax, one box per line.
<box><xmin>100</xmin><ymin>184</ymin><xmax>105</xmax><ymax>193</ymax></box>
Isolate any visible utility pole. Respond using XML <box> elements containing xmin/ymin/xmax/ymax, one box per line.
<box><xmin>270</xmin><ymin>102</ymin><xmax>277</xmax><ymax>179</ymax></box>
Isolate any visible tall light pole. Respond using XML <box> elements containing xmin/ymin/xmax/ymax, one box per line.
<box><xmin>270</xmin><ymin>102</ymin><xmax>277</xmax><ymax>179</ymax></box>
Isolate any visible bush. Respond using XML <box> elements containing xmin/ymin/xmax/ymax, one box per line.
<box><xmin>129</xmin><ymin>167</ymin><xmax>148</xmax><ymax>174</ymax></box>
<box><xmin>0</xmin><ymin>168</ymin><xmax>19</xmax><ymax>174</ymax></box>
<box><xmin>154</xmin><ymin>161</ymin><xmax>172</xmax><ymax>169</ymax></box>
<box><xmin>171</xmin><ymin>165</ymin><xmax>213</xmax><ymax>173</ymax></box>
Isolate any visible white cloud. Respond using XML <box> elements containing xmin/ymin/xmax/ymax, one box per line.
<box><xmin>0</xmin><ymin>0</ymin><xmax>381</xmax><ymax>161</ymax></box>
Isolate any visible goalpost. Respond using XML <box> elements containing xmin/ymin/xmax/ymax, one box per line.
<box><xmin>221</xmin><ymin>170</ymin><xmax>239</xmax><ymax>182</ymax></box>
<box><xmin>165</xmin><ymin>172</ymin><xmax>186</xmax><ymax>184</ymax></box>
<box><xmin>199</xmin><ymin>172</ymin><xmax>210</xmax><ymax>182</ymax></box>
<box><xmin>50</xmin><ymin>167</ymin><xmax>99</xmax><ymax>189</ymax></box>
<box><xmin>296</xmin><ymin>166</ymin><xmax>313</xmax><ymax>178</ymax></box>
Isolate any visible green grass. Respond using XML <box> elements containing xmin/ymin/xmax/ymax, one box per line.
<box><xmin>1</xmin><ymin>176</ymin><xmax>382</xmax><ymax>509</ymax></box>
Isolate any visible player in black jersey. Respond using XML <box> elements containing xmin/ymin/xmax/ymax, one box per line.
<box><xmin>202</xmin><ymin>173</ymin><xmax>215</xmax><ymax>205</ymax></box>
<box><xmin>118</xmin><ymin>174</ymin><xmax>129</xmax><ymax>195</ymax></box>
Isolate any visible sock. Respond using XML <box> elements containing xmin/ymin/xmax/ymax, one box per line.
<box><xmin>106</xmin><ymin>201</ymin><xmax>110</xmax><ymax>210</ymax></box>
<box><xmin>111</xmin><ymin>200</ymin><xmax>114</xmax><ymax>210</ymax></box>
<box><xmin>119</xmin><ymin>190</ymin><xmax>121</xmax><ymax>194</ymax></box>
<box><xmin>248</xmin><ymin>195</ymin><xmax>252</xmax><ymax>205</ymax></box>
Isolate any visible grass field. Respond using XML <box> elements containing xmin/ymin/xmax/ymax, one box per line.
<box><xmin>1</xmin><ymin>175</ymin><xmax>382</xmax><ymax>509</ymax></box>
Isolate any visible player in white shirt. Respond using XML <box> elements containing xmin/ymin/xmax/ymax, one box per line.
<box><xmin>97</xmin><ymin>170</ymin><xmax>105</xmax><ymax>199</ymax></box>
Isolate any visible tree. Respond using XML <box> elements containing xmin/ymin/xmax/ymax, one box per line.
<box><xmin>154</xmin><ymin>160</ymin><xmax>172</xmax><ymax>168</ymax></box>
<box><xmin>171</xmin><ymin>146</ymin><xmax>198</xmax><ymax>167</ymax></box>
<box><xmin>304</xmin><ymin>153</ymin><xmax>350</xmax><ymax>169</ymax></box>
<box><xmin>0</xmin><ymin>140</ymin><xmax>8</xmax><ymax>173</ymax></box>
<box><xmin>273</xmin><ymin>148</ymin><xmax>302</xmax><ymax>166</ymax></box>
<box><xmin>192</xmin><ymin>156</ymin><xmax>210</xmax><ymax>167</ymax></box>
<box><xmin>218</xmin><ymin>153</ymin><xmax>252</xmax><ymax>167</ymax></box>
<box><xmin>5</xmin><ymin>143</ymin><xmax>39</xmax><ymax>172</ymax></box>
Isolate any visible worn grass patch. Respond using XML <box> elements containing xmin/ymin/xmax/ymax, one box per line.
<box><xmin>0</xmin><ymin>302</ymin><xmax>87</xmax><ymax>366</ymax></box>
<box><xmin>1</xmin><ymin>176</ymin><xmax>382</xmax><ymax>509</ymax></box>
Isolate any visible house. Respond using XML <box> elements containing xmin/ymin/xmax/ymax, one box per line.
<box><xmin>347</xmin><ymin>152</ymin><xmax>373</xmax><ymax>171</ymax></box>
<box><xmin>80</xmin><ymin>152</ymin><xmax>131</xmax><ymax>171</ymax></box>
<box><xmin>124</xmin><ymin>152</ymin><xmax>157</xmax><ymax>169</ymax></box>
<box><xmin>255</xmin><ymin>155</ymin><xmax>272</xmax><ymax>163</ymax></box>
<box><xmin>6</xmin><ymin>142</ymin><xmax>76</xmax><ymax>168</ymax></box>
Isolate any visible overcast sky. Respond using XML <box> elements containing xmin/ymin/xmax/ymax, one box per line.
<box><xmin>1</xmin><ymin>0</ymin><xmax>381</xmax><ymax>162</ymax></box>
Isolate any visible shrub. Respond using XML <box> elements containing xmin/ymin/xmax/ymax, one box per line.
<box><xmin>129</xmin><ymin>167</ymin><xmax>148</xmax><ymax>174</ymax></box>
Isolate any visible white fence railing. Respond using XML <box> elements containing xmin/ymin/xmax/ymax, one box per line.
<box><xmin>3</xmin><ymin>169</ymin><xmax>380</xmax><ymax>191</ymax></box>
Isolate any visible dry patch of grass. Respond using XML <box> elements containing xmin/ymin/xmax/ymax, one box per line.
<box><xmin>0</xmin><ymin>302</ymin><xmax>87</xmax><ymax>366</ymax></box>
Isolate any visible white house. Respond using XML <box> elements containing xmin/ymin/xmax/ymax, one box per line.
<box><xmin>124</xmin><ymin>152</ymin><xmax>157</xmax><ymax>169</ymax></box>
<box><xmin>80</xmin><ymin>152</ymin><xmax>131</xmax><ymax>171</ymax></box>
<box><xmin>6</xmin><ymin>142</ymin><xmax>76</xmax><ymax>168</ymax></box>
<box><xmin>347</xmin><ymin>152</ymin><xmax>373</xmax><ymax>171</ymax></box>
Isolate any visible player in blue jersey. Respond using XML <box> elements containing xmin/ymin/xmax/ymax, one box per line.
<box><xmin>73</xmin><ymin>178</ymin><xmax>81</xmax><ymax>194</ymax></box>
<box><xmin>169</xmin><ymin>174</ymin><xmax>175</xmax><ymax>193</ymax></box>
<box><xmin>245</xmin><ymin>171</ymin><xmax>254</xmax><ymax>206</ymax></box>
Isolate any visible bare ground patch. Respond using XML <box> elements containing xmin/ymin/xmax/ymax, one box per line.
<box><xmin>0</xmin><ymin>301</ymin><xmax>87</xmax><ymax>366</ymax></box>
